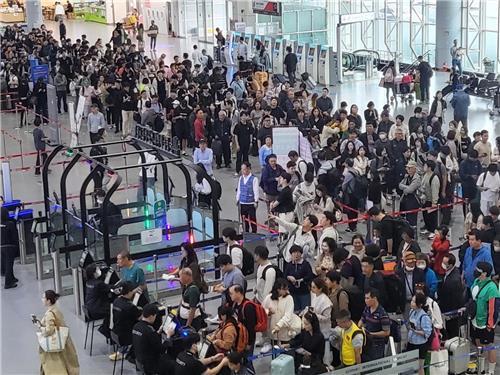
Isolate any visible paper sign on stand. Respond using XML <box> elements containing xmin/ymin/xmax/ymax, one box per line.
<box><xmin>272</xmin><ymin>127</ymin><xmax>299</xmax><ymax>166</ymax></box>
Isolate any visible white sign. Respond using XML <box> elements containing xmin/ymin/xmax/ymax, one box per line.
<box><xmin>234</xmin><ymin>22</ymin><xmax>246</xmax><ymax>32</ymax></box>
<box><xmin>340</xmin><ymin>12</ymin><xmax>375</xmax><ymax>25</ymax></box>
<box><xmin>140</xmin><ymin>228</ymin><xmax>163</xmax><ymax>245</ymax></box>
<box><xmin>273</xmin><ymin>127</ymin><xmax>299</xmax><ymax>166</ymax></box>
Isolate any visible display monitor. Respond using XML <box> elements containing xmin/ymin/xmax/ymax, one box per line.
<box><xmin>309</xmin><ymin>48</ymin><xmax>315</xmax><ymax>56</ymax></box>
<box><xmin>320</xmin><ymin>49</ymin><xmax>327</xmax><ymax>58</ymax></box>
<box><xmin>264</xmin><ymin>40</ymin><xmax>270</xmax><ymax>48</ymax></box>
<box><xmin>297</xmin><ymin>46</ymin><xmax>303</xmax><ymax>54</ymax></box>
<box><xmin>275</xmin><ymin>42</ymin><xmax>280</xmax><ymax>49</ymax></box>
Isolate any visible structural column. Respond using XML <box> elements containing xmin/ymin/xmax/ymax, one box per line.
<box><xmin>435</xmin><ymin>0</ymin><xmax>461</xmax><ymax>68</ymax></box>
<box><xmin>25</xmin><ymin>0</ymin><xmax>43</xmax><ymax>29</ymax></box>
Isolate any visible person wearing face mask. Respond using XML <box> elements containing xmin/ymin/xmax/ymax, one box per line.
<box><xmin>396</xmin><ymin>251</ymin><xmax>426</xmax><ymax>318</ymax></box>
<box><xmin>415</xmin><ymin>254</ymin><xmax>438</xmax><ymax>298</ymax></box>
<box><xmin>437</xmin><ymin>254</ymin><xmax>464</xmax><ymax>339</ymax></box>
<box><xmin>477</xmin><ymin>163</ymin><xmax>500</xmax><ymax>216</ymax></box>
<box><xmin>84</xmin><ymin>263</ymin><xmax>112</xmax><ymax>339</ymax></box>
<box><xmin>469</xmin><ymin>262</ymin><xmax>500</xmax><ymax>375</ymax></box>
<box><xmin>463</xmin><ymin>229</ymin><xmax>494</xmax><ymax>288</ymax></box>
<box><xmin>94</xmin><ymin>189</ymin><xmax>123</xmax><ymax>236</ymax></box>
<box><xmin>491</xmin><ymin>236</ymin><xmax>500</xmax><ymax>278</ymax></box>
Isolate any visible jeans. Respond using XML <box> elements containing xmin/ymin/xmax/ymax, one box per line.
<box><xmin>150</xmin><ymin>36</ymin><xmax>157</xmax><ymax>50</ymax></box>
<box><xmin>286</xmin><ymin>68</ymin><xmax>296</xmax><ymax>85</ymax></box>
<box><xmin>452</xmin><ymin>58</ymin><xmax>463</xmax><ymax>75</ymax></box>
<box><xmin>292</xmin><ymin>293</ymin><xmax>311</xmax><ymax>313</ymax></box>
<box><xmin>236</xmin><ymin>146</ymin><xmax>249</xmax><ymax>173</ymax></box>
<box><xmin>121</xmin><ymin>110</ymin><xmax>133</xmax><ymax>136</ymax></box>
<box><xmin>56</xmin><ymin>90</ymin><xmax>68</xmax><ymax>112</ymax></box>
<box><xmin>362</xmin><ymin>340</ymin><xmax>386</xmax><ymax>362</ymax></box>
<box><xmin>420</xmin><ymin>80</ymin><xmax>430</xmax><ymax>102</ymax></box>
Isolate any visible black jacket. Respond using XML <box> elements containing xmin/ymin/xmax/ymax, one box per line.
<box><xmin>396</xmin><ymin>267</ymin><xmax>426</xmax><ymax>308</ymax></box>
<box><xmin>437</xmin><ymin>267</ymin><xmax>464</xmax><ymax>313</ymax></box>
<box><xmin>112</xmin><ymin>296</ymin><xmax>141</xmax><ymax>345</ymax></box>
<box><xmin>132</xmin><ymin>320</ymin><xmax>167</xmax><ymax>373</ymax></box>
<box><xmin>85</xmin><ymin>279</ymin><xmax>111</xmax><ymax>318</ymax></box>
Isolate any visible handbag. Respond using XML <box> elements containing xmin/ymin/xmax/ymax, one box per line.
<box><xmin>427</xmin><ymin>349</ymin><xmax>449</xmax><ymax>375</ymax></box>
<box><xmin>378</xmin><ymin>77</ymin><xmax>385</xmax><ymax>88</ymax></box>
<box><xmin>430</xmin><ymin>327</ymin><xmax>441</xmax><ymax>351</ymax></box>
<box><xmin>37</xmin><ymin>311</ymin><xmax>69</xmax><ymax>353</ymax></box>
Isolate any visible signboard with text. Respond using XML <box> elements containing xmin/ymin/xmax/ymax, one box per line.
<box><xmin>252</xmin><ymin>1</ymin><xmax>282</xmax><ymax>16</ymax></box>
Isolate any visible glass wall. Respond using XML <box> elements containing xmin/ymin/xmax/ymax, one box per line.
<box><xmin>326</xmin><ymin>0</ymin><xmax>499</xmax><ymax>73</ymax></box>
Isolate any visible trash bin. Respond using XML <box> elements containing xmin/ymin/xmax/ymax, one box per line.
<box><xmin>483</xmin><ymin>58</ymin><xmax>494</xmax><ymax>74</ymax></box>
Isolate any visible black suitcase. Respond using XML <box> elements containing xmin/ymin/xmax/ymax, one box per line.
<box><xmin>272</xmin><ymin>74</ymin><xmax>288</xmax><ymax>84</ymax></box>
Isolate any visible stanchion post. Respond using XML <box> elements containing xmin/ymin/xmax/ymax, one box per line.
<box><xmin>391</xmin><ymin>194</ymin><xmax>397</xmax><ymax>214</ymax></box>
<box><xmin>464</xmin><ymin>198</ymin><xmax>469</xmax><ymax>217</ymax></box>
<box><xmin>437</xmin><ymin>204</ymin><xmax>441</xmax><ymax>226</ymax></box>
<box><xmin>19</xmin><ymin>139</ymin><xmax>24</xmax><ymax>169</ymax></box>
<box><xmin>72</xmin><ymin>267</ymin><xmax>82</xmax><ymax>316</ymax></box>
<box><xmin>123</xmin><ymin>155</ymin><xmax>129</xmax><ymax>187</ymax></box>
<box><xmin>17</xmin><ymin>220</ymin><xmax>27</xmax><ymax>264</ymax></box>
<box><xmin>153</xmin><ymin>254</ymin><xmax>158</xmax><ymax>301</ymax></box>
<box><xmin>366</xmin><ymin>217</ymin><xmax>373</xmax><ymax>243</ymax></box>
<box><xmin>2</xmin><ymin>131</ymin><xmax>7</xmax><ymax>158</ymax></box>
<box><xmin>35</xmin><ymin>234</ymin><xmax>43</xmax><ymax>280</ymax></box>
<box><xmin>51</xmin><ymin>249</ymin><xmax>62</xmax><ymax>294</ymax></box>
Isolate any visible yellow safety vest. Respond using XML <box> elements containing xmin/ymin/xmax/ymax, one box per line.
<box><xmin>341</xmin><ymin>322</ymin><xmax>364</xmax><ymax>366</ymax></box>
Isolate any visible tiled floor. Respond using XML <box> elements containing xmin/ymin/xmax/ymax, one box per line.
<box><xmin>1</xmin><ymin>18</ymin><xmax>500</xmax><ymax>375</ymax></box>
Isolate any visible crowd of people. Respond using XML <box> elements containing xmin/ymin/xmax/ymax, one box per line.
<box><xmin>1</xmin><ymin>14</ymin><xmax>500</xmax><ymax>375</ymax></box>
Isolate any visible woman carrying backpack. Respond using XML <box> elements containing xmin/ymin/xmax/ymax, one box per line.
<box><xmin>405</xmin><ymin>293</ymin><xmax>433</xmax><ymax>375</ymax></box>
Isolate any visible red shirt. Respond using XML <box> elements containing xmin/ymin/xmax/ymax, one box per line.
<box><xmin>194</xmin><ymin>118</ymin><xmax>204</xmax><ymax>142</ymax></box>
<box><xmin>431</xmin><ymin>237</ymin><xmax>450</xmax><ymax>276</ymax></box>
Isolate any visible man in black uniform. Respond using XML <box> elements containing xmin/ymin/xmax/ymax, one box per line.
<box><xmin>132</xmin><ymin>304</ymin><xmax>175</xmax><ymax>374</ymax></box>
<box><xmin>175</xmin><ymin>331</ymin><xmax>227</xmax><ymax>375</ymax></box>
<box><xmin>283</xmin><ymin>46</ymin><xmax>298</xmax><ymax>85</ymax></box>
<box><xmin>84</xmin><ymin>263</ymin><xmax>112</xmax><ymax>338</ymax></box>
<box><xmin>94</xmin><ymin>189</ymin><xmax>123</xmax><ymax>236</ymax></box>
<box><xmin>110</xmin><ymin>281</ymin><xmax>142</xmax><ymax>361</ymax></box>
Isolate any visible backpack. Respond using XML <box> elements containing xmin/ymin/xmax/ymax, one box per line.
<box><xmin>418</xmin><ymin>313</ymin><xmax>435</xmax><ymax>346</ymax></box>
<box><xmin>386</xmin><ymin>215</ymin><xmax>412</xmax><ymax>250</ymax></box>
<box><xmin>337</xmin><ymin>285</ymin><xmax>365</xmax><ymax>323</ymax></box>
<box><xmin>299</xmin><ymin>160</ymin><xmax>315</xmax><ymax>176</ymax></box>
<box><xmin>231</xmin><ymin>245</ymin><xmax>254</xmax><ymax>276</ymax></box>
<box><xmin>241</xmin><ymin>299</ymin><xmax>268</xmax><ymax>332</ymax></box>
<box><xmin>211</xmin><ymin>178</ymin><xmax>222</xmax><ymax>200</ymax></box>
<box><xmin>426</xmin><ymin>136</ymin><xmax>442</xmax><ymax>152</ymax></box>
<box><xmin>206</xmin><ymin>55</ymin><xmax>214</xmax><ymax>70</ymax></box>
<box><xmin>466</xmin><ymin>280</ymin><xmax>496</xmax><ymax>320</ymax></box>
<box><xmin>223</xmin><ymin>321</ymin><xmax>249</xmax><ymax>353</ymax></box>
<box><xmin>383</xmin><ymin>273</ymin><xmax>405</xmax><ymax>314</ymax></box>
<box><xmin>152</xmin><ymin>113</ymin><xmax>164</xmax><ymax>132</ymax></box>
<box><xmin>261</xmin><ymin>263</ymin><xmax>284</xmax><ymax>281</ymax></box>
<box><xmin>348</xmin><ymin>171</ymin><xmax>369</xmax><ymax>198</ymax></box>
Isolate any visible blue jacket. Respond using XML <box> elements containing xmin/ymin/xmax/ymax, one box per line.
<box><xmin>450</xmin><ymin>90</ymin><xmax>470</xmax><ymax>119</ymax></box>
<box><xmin>424</xmin><ymin>267</ymin><xmax>438</xmax><ymax>298</ymax></box>
<box><xmin>463</xmin><ymin>244</ymin><xmax>494</xmax><ymax>287</ymax></box>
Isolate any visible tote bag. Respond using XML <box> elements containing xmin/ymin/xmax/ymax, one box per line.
<box><xmin>37</xmin><ymin>326</ymin><xmax>69</xmax><ymax>353</ymax></box>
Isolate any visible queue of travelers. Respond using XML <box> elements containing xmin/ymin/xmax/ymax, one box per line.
<box><xmin>1</xmin><ymin>16</ymin><xmax>499</xmax><ymax>375</ymax></box>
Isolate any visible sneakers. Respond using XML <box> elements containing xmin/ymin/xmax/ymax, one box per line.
<box><xmin>109</xmin><ymin>352</ymin><xmax>123</xmax><ymax>361</ymax></box>
<box><xmin>206</xmin><ymin>316</ymin><xmax>220</xmax><ymax>325</ymax></box>
<box><xmin>260</xmin><ymin>343</ymin><xmax>272</xmax><ymax>354</ymax></box>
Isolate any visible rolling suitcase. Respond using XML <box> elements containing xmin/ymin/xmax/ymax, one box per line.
<box><xmin>271</xmin><ymin>354</ymin><xmax>295</xmax><ymax>375</ymax></box>
<box><xmin>444</xmin><ymin>323</ymin><xmax>470</xmax><ymax>375</ymax></box>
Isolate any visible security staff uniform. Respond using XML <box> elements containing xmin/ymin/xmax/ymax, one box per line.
<box><xmin>132</xmin><ymin>320</ymin><xmax>173</xmax><ymax>375</ymax></box>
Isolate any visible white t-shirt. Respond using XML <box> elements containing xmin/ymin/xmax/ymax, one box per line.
<box><xmin>227</xmin><ymin>245</ymin><xmax>243</xmax><ymax>268</ymax></box>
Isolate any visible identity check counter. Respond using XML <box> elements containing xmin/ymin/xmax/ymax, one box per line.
<box><xmin>37</xmin><ymin>126</ymin><xmax>224</xmax><ymax>299</ymax></box>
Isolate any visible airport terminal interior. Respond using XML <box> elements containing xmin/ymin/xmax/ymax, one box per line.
<box><xmin>1</xmin><ymin>0</ymin><xmax>500</xmax><ymax>374</ymax></box>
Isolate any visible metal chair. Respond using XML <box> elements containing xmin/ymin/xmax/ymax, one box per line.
<box><xmin>82</xmin><ymin>305</ymin><xmax>103</xmax><ymax>356</ymax></box>
<box><xmin>110</xmin><ymin>331</ymin><xmax>126</xmax><ymax>375</ymax></box>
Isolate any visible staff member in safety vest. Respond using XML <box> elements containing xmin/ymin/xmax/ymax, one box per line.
<box><xmin>178</xmin><ymin>268</ymin><xmax>206</xmax><ymax>330</ymax></box>
<box><xmin>330</xmin><ymin>309</ymin><xmax>364</xmax><ymax>367</ymax></box>
<box><xmin>236</xmin><ymin>161</ymin><xmax>259</xmax><ymax>233</ymax></box>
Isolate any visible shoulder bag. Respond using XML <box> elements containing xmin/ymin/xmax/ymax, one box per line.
<box><xmin>36</xmin><ymin>311</ymin><xmax>69</xmax><ymax>353</ymax></box>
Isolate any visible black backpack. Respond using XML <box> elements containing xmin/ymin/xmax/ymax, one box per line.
<box><xmin>299</xmin><ymin>160</ymin><xmax>315</xmax><ymax>176</ymax></box>
<box><xmin>152</xmin><ymin>113</ymin><xmax>164</xmax><ymax>132</ymax></box>
<box><xmin>261</xmin><ymin>263</ymin><xmax>284</xmax><ymax>281</ymax></box>
<box><xmin>383</xmin><ymin>273</ymin><xmax>405</xmax><ymax>313</ymax></box>
<box><xmin>211</xmin><ymin>178</ymin><xmax>222</xmax><ymax>200</ymax></box>
<box><xmin>207</xmin><ymin>55</ymin><xmax>214</xmax><ymax>70</ymax></box>
<box><xmin>386</xmin><ymin>216</ymin><xmax>412</xmax><ymax>249</ymax></box>
<box><xmin>466</xmin><ymin>280</ymin><xmax>495</xmax><ymax>319</ymax></box>
<box><xmin>347</xmin><ymin>171</ymin><xmax>369</xmax><ymax>197</ymax></box>
<box><xmin>337</xmin><ymin>285</ymin><xmax>365</xmax><ymax>323</ymax></box>
<box><xmin>233</xmin><ymin>245</ymin><xmax>254</xmax><ymax>276</ymax></box>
